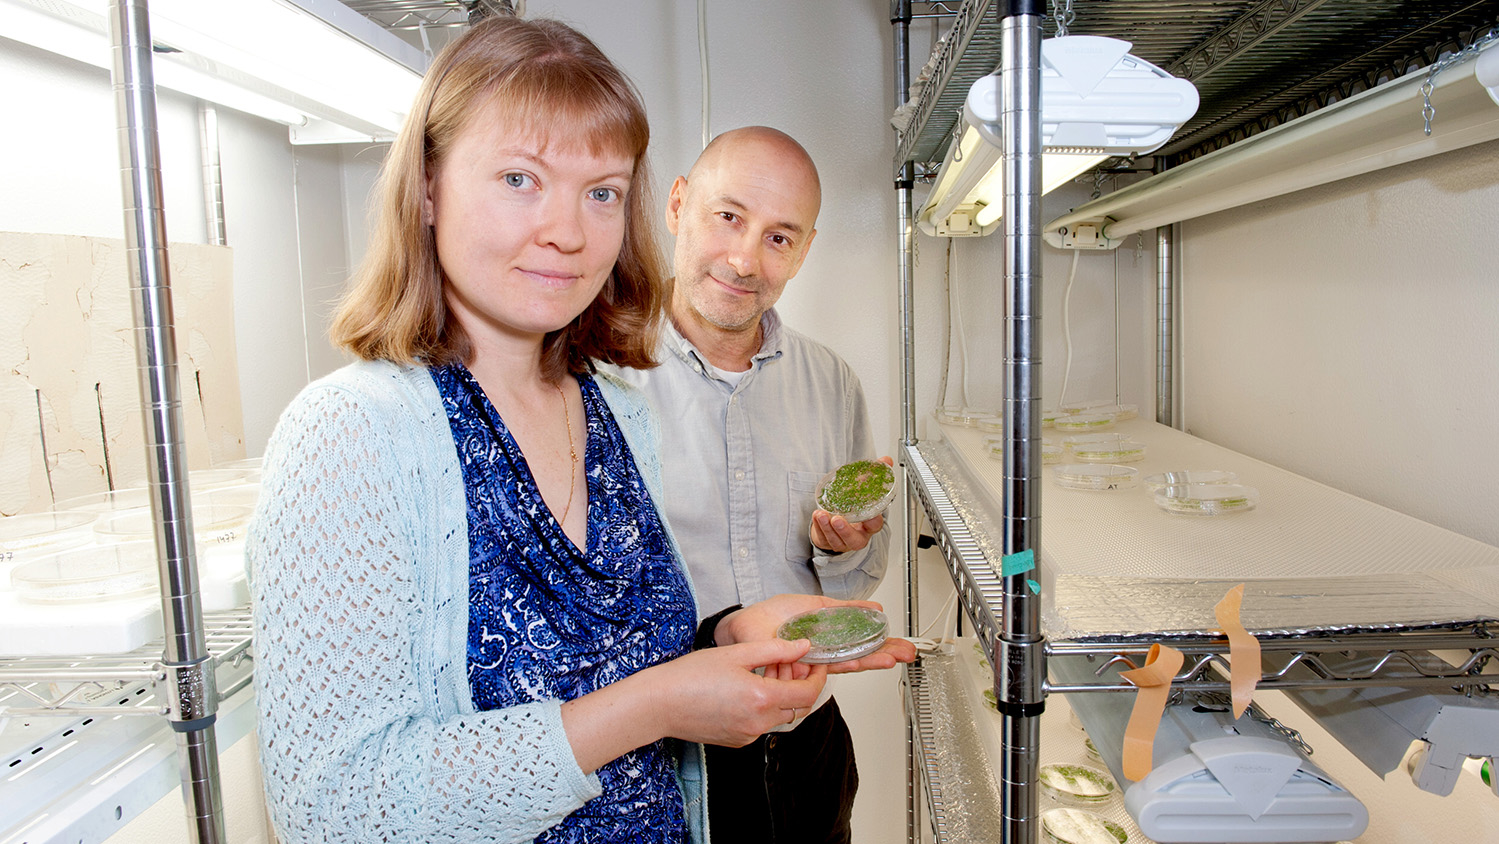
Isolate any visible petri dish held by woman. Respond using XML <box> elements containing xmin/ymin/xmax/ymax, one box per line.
<box><xmin>777</xmin><ymin>606</ymin><xmax>888</xmax><ymax>663</ymax></box>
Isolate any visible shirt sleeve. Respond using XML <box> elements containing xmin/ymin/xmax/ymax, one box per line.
<box><xmin>809</xmin><ymin>366</ymin><xmax>891</xmax><ymax>601</ymax></box>
<box><xmin>248</xmin><ymin>380</ymin><xmax>600</xmax><ymax>844</ymax></box>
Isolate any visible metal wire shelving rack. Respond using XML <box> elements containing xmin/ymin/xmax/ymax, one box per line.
<box><xmin>889</xmin><ymin>2</ymin><xmax>1499</xmax><ymax>843</ymax></box>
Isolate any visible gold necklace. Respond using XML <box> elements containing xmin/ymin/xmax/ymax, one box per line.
<box><xmin>555</xmin><ymin>381</ymin><xmax>579</xmax><ymax>525</ymax></box>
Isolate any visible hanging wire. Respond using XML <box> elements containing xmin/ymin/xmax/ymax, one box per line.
<box><xmin>697</xmin><ymin>0</ymin><xmax>711</xmax><ymax>149</ymax></box>
<box><xmin>1420</xmin><ymin>28</ymin><xmax>1498</xmax><ymax>136</ymax></box>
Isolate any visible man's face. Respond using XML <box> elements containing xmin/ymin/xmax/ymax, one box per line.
<box><xmin>666</xmin><ymin>140</ymin><xmax>819</xmax><ymax>333</ymax></box>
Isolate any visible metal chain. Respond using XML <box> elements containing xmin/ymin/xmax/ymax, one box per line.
<box><xmin>1185</xmin><ymin>690</ymin><xmax>1316</xmax><ymax>756</ymax></box>
<box><xmin>1421</xmin><ymin>29</ymin><xmax>1499</xmax><ymax>136</ymax></box>
<box><xmin>1051</xmin><ymin>0</ymin><xmax>1076</xmax><ymax>38</ymax></box>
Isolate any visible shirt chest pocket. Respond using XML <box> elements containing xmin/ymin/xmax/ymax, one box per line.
<box><xmin>785</xmin><ymin>470</ymin><xmax>823</xmax><ymax>562</ymax></box>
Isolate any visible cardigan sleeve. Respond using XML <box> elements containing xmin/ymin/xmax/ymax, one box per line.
<box><xmin>248</xmin><ymin>370</ymin><xmax>600</xmax><ymax>844</ymax></box>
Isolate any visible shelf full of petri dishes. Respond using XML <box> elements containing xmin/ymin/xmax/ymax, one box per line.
<box><xmin>0</xmin><ymin>459</ymin><xmax>262</xmax><ymax>658</ymax></box>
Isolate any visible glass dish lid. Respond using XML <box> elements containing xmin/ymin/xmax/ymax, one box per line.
<box><xmin>777</xmin><ymin>606</ymin><xmax>888</xmax><ymax>664</ymax></box>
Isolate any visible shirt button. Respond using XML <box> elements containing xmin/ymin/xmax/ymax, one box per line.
<box><xmin>737</xmin><ymin>547</ymin><xmax>748</xmax><ymax>558</ymax></box>
<box><xmin>735</xmin><ymin>470</ymin><xmax>745</xmax><ymax>480</ymax></box>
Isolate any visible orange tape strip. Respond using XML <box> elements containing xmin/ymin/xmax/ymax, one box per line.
<box><xmin>1119</xmin><ymin>643</ymin><xmax>1185</xmax><ymax>782</ymax></box>
<box><xmin>1214</xmin><ymin>582</ymin><xmax>1261</xmax><ymax>719</ymax></box>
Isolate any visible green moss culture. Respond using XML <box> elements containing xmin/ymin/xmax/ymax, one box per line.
<box><xmin>776</xmin><ymin>606</ymin><xmax>888</xmax><ymax>663</ymax></box>
<box><xmin>817</xmin><ymin>460</ymin><xmax>895</xmax><ymax>514</ymax></box>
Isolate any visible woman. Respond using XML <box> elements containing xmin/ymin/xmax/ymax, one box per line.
<box><xmin>247</xmin><ymin>15</ymin><xmax>909</xmax><ymax>844</ymax></box>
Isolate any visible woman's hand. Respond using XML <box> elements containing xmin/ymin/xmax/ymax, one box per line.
<box><xmin>713</xmin><ymin>594</ymin><xmax>918</xmax><ymax>675</ymax></box>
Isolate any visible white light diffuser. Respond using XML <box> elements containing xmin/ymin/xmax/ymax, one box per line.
<box><xmin>917</xmin><ymin>35</ymin><xmax>1199</xmax><ymax>237</ymax></box>
<box><xmin>0</xmin><ymin>0</ymin><xmax>427</xmax><ymax>143</ymax></box>
<box><xmin>1044</xmin><ymin>42</ymin><xmax>1499</xmax><ymax>249</ymax></box>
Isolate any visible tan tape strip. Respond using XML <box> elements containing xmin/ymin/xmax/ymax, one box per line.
<box><xmin>1119</xmin><ymin>643</ymin><xmax>1185</xmax><ymax>782</ymax></box>
<box><xmin>1214</xmin><ymin>582</ymin><xmax>1261</xmax><ymax>719</ymax></box>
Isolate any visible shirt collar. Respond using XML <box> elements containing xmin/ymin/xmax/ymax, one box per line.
<box><xmin>666</xmin><ymin>307</ymin><xmax>785</xmax><ymax>379</ymax></box>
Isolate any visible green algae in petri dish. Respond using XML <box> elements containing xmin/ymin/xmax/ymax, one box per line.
<box><xmin>777</xmin><ymin>606</ymin><xmax>888</xmax><ymax>663</ymax></box>
<box><xmin>1041</xmin><ymin>808</ymin><xmax>1128</xmax><ymax>844</ymax></box>
<box><xmin>1039</xmin><ymin>763</ymin><xmax>1117</xmax><ymax>805</ymax></box>
<box><xmin>816</xmin><ymin>460</ymin><xmax>896</xmax><ymax>522</ymax></box>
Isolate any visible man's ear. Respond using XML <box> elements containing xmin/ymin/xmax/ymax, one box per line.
<box><xmin>665</xmin><ymin>176</ymin><xmax>689</xmax><ymax>236</ymax></box>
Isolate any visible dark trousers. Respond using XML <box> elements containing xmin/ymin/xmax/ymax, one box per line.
<box><xmin>704</xmin><ymin>697</ymin><xmax>858</xmax><ymax>844</ymax></box>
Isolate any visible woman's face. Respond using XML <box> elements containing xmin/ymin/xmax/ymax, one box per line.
<box><xmin>423</xmin><ymin>104</ymin><xmax>634</xmax><ymax>354</ymax></box>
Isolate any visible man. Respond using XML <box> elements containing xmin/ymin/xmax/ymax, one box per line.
<box><xmin>614</xmin><ymin>126</ymin><xmax>890</xmax><ymax>843</ymax></box>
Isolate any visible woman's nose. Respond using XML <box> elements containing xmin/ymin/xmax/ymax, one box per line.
<box><xmin>538</xmin><ymin>196</ymin><xmax>587</xmax><ymax>252</ymax></box>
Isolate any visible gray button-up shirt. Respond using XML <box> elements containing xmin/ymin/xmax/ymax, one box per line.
<box><xmin>609</xmin><ymin>309</ymin><xmax>889</xmax><ymax>619</ymax></box>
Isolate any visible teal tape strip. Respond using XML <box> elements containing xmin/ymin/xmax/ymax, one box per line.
<box><xmin>1000</xmin><ymin>548</ymin><xmax>1035</xmax><ymax>577</ymax></box>
<box><xmin>1027</xmin><ymin>579</ymin><xmax>1041</xmax><ymax>595</ymax></box>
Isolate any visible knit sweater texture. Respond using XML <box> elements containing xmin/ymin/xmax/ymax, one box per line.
<box><xmin>247</xmin><ymin>359</ymin><xmax>707</xmax><ymax>844</ymax></box>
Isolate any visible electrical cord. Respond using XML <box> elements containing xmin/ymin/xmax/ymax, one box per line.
<box><xmin>1057</xmin><ymin>247</ymin><xmax>1081</xmax><ymax>410</ymax></box>
<box><xmin>697</xmin><ymin>0</ymin><xmax>710</xmax><ymax>149</ymax></box>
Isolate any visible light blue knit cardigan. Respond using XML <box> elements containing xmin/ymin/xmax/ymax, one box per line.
<box><xmin>247</xmin><ymin>360</ymin><xmax>707</xmax><ymax>844</ymax></box>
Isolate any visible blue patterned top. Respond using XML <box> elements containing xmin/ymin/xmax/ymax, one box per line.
<box><xmin>432</xmin><ymin>363</ymin><xmax>696</xmax><ymax>844</ymax></box>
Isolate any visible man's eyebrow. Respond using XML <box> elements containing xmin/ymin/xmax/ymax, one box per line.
<box><xmin>712</xmin><ymin>194</ymin><xmax>807</xmax><ymax>235</ymax></box>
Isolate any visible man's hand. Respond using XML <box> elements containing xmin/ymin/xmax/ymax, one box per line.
<box><xmin>810</xmin><ymin>456</ymin><xmax>894</xmax><ymax>554</ymax></box>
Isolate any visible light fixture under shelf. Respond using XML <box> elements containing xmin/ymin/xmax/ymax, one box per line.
<box><xmin>1044</xmin><ymin>41</ymin><xmax>1499</xmax><ymax>249</ymax></box>
<box><xmin>916</xmin><ymin>35</ymin><xmax>1199</xmax><ymax>237</ymax></box>
<box><xmin>0</xmin><ymin>0</ymin><xmax>428</xmax><ymax>144</ymax></box>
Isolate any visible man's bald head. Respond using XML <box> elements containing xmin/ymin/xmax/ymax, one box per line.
<box><xmin>687</xmin><ymin>126</ymin><xmax>822</xmax><ymax>223</ymax></box>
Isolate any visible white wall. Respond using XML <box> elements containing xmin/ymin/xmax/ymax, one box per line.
<box><xmin>1178</xmin><ymin>138</ymin><xmax>1499</xmax><ymax>548</ymax></box>
<box><xmin>0</xmin><ymin>34</ymin><xmax>354</xmax><ymax>458</ymax></box>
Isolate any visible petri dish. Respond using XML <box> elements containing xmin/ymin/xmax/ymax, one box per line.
<box><xmin>1084</xmin><ymin>735</ymin><xmax>1102</xmax><ymax>763</ymax></box>
<box><xmin>777</xmin><ymin>606</ymin><xmax>888</xmax><ymax>664</ymax></box>
<box><xmin>1054</xmin><ymin>464</ymin><xmax>1138</xmax><ymax>491</ymax></box>
<box><xmin>1041</xmin><ymin>807</ymin><xmax>1128</xmax><ymax>844</ymax></box>
<box><xmin>976</xmin><ymin>415</ymin><xmax>1005</xmax><ymax>433</ymax></box>
<box><xmin>215</xmin><ymin>457</ymin><xmax>262</xmax><ymax>471</ymax></box>
<box><xmin>956</xmin><ymin>407</ymin><xmax>991</xmax><ymax>427</ymax></box>
<box><xmin>11</xmin><ymin>540</ymin><xmax>160</xmax><ymax>603</ymax></box>
<box><xmin>54</xmin><ymin>487</ymin><xmax>153</xmax><ymax>515</ymax></box>
<box><xmin>1059</xmin><ymin>399</ymin><xmax>1113</xmax><ymax>415</ymax></box>
<box><xmin>1063</xmin><ymin>433</ymin><xmax>1130</xmax><ymax>450</ymax></box>
<box><xmin>1</xmin><ymin>510</ymin><xmax>97</xmax><ymax>557</ymax></box>
<box><xmin>816</xmin><ymin>460</ymin><xmax>896</xmax><ymax>522</ymax></box>
<box><xmin>196</xmin><ymin>483</ymin><xmax>261</xmax><ymax>512</ymax></box>
<box><xmin>1041</xmin><ymin>409</ymin><xmax>1061</xmax><ymax>428</ymax></box>
<box><xmin>1052</xmin><ymin>413</ymin><xmax>1117</xmax><ymax>433</ymax></box>
<box><xmin>1142</xmin><ymin>470</ymin><xmax>1239</xmax><ymax>492</ymax></box>
<box><xmin>1041</xmin><ymin>441</ymin><xmax>1064</xmax><ymax>464</ymax></box>
<box><xmin>94</xmin><ymin>502</ymin><xmax>252</xmax><ymax>546</ymax></box>
<box><xmin>1040</xmin><ymin>763</ymin><xmax>1117</xmax><ymax>806</ymax></box>
<box><xmin>934</xmin><ymin>405</ymin><xmax>964</xmax><ymax>425</ymax></box>
<box><xmin>1155</xmin><ymin>483</ymin><xmax>1259</xmax><ymax>516</ymax></box>
<box><xmin>1</xmin><ymin>512</ymin><xmax>98</xmax><ymax>587</ymax></box>
<box><xmin>1099</xmin><ymin>403</ymin><xmax>1138</xmax><ymax>421</ymax></box>
<box><xmin>1071</xmin><ymin>440</ymin><xmax>1147</xmax><ymax>464</ymax></box>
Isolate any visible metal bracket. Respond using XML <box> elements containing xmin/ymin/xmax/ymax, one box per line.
<box><xmin>155</xmin><ymin>656</ymin><xmax>219</xmax><ymax>728</ymax></box>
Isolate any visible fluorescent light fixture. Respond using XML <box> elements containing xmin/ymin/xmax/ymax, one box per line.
<box><xmin>1046</xmin><ymin>42</ymin><xmax>1499</xmax><ymax>249</ymax></box>
<box><xmin>917</xmin><ymin>35</ymin><xmax>1199</xmax><ymax>237</ymax></box>
<box><xmin>0</xmin><ymin>0</ymin><xmax>428</xmax><ymax>144</ymax></box>
<box><xmin>1478</xmin><ymin>40</ymin><xmax>1499</xmax><ymax>107</ymax></box>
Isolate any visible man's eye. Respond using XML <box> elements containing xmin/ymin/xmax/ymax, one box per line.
<box><xmin>504</xmin><ymin>173</ymin><xmax>529</xmax><ymax>188</ymax></box>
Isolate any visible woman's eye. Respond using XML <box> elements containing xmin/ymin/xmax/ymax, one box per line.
<box><xmin>590</xmin><ymin>187</ymin><xmax>620</xmax><ymax>203</ymax></box>
<box><xmin>503</xmin><ymin>173</ymin><xmax>531</xmax><ymax>188</ymax></box>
